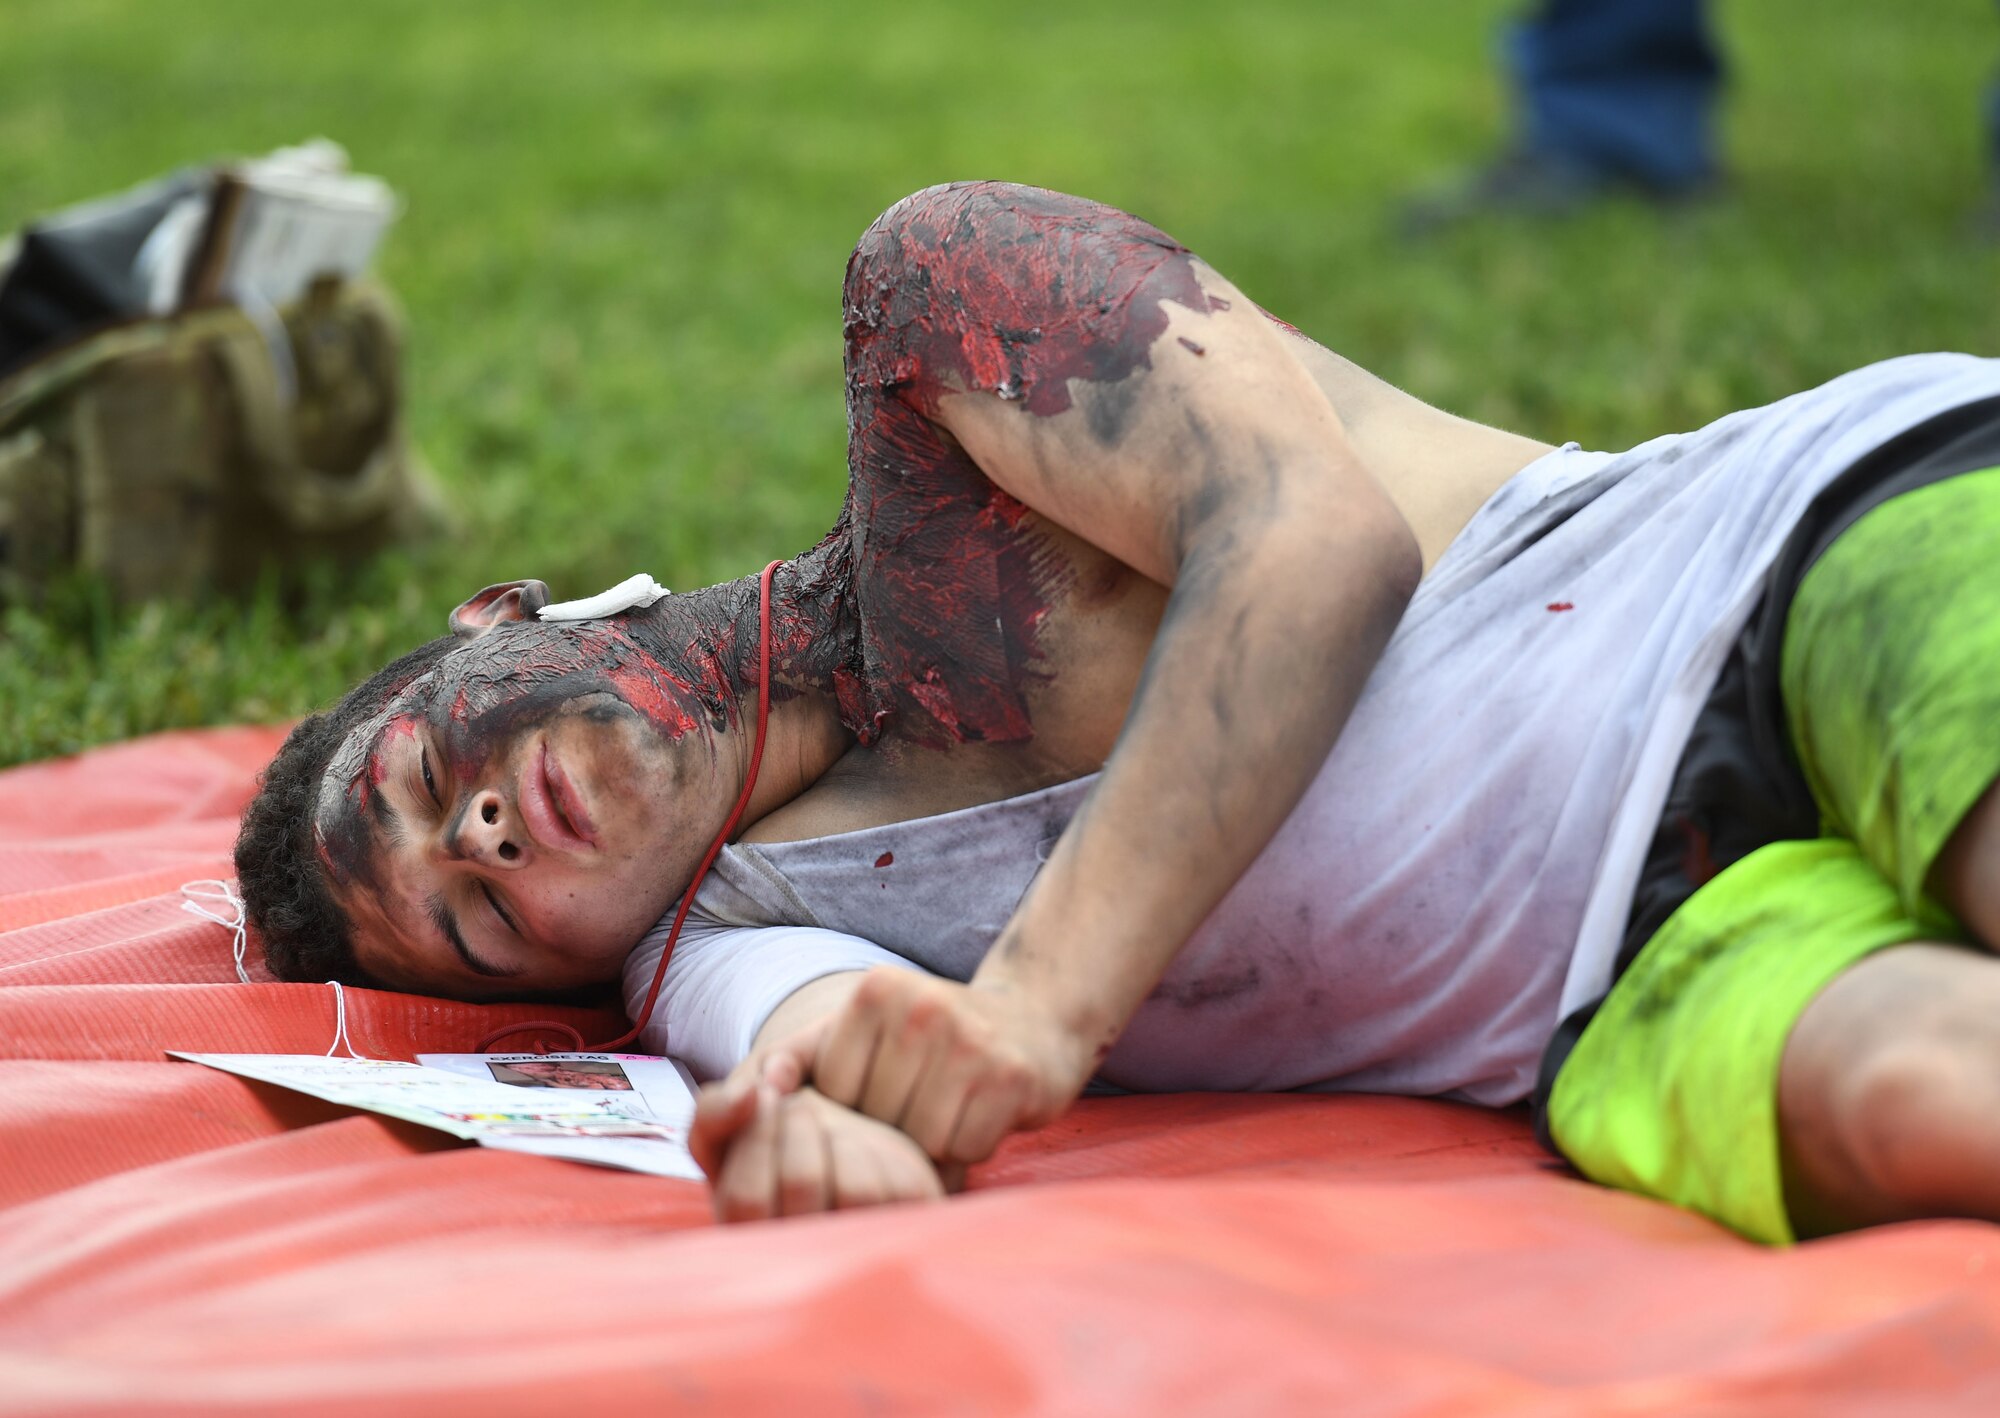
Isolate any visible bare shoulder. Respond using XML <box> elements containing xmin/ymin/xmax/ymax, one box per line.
<box><xmin>801</xmin><ymin>182</ymin><xmax>1546</xmax><ymax>833</ymax></box>
<box><xmin>1276</xmin><ymin>331</ymin><xmax>1553</xmax><ymax>571</ymax></box>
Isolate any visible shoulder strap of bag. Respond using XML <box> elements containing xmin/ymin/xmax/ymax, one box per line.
<box><xmin>209</xmin><ymin>302</ymin><xmax>402</xmax><ymax>533</ymax></box>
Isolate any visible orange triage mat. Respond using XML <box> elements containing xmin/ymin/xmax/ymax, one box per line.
<box><xmin>4</xmin><ymin>727</ymin><xmax>2000</xmax><ymax>1415</ymax></box>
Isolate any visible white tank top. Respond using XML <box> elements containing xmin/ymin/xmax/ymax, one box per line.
<box><xmin>628</xmin><ymin>354</ymin><xmax>2000</xmax><ymax>1102</ymax></box>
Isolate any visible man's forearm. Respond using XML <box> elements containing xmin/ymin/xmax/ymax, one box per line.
<box><xmin>971</xmin><ymin>501</ymin><xmax>1420</xmax><ymax>1074</ymax></box>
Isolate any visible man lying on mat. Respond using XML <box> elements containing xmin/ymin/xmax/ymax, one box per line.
<box><xmin>234</xmin><ymin>181</ymin><xmax>2000</xmax><ymax>1245</ymax></box>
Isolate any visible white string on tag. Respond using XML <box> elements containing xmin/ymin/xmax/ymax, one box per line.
<box><xmin>181</xmin><ymin>878</ymin><xmax>367</xmax><ymax>1058</ymax></box>
<box><xmin>180</xmin><ymin>878</ymin><xmax>252</xmax><ymax>985</ymax></box>
<box><xmin>324</xmin><ymin>980</ymin><xmax>364</xmax><ymax>1059</ymax></box>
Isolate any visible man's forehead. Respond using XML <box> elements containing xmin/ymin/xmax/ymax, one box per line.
<box><xmin>322</xmin><ymin>671</ymin><xmax>434</xmax><ymax>793</ymax></box>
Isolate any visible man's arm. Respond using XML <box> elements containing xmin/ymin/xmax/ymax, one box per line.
<box><xmin>777</xmin><ymin>184</ymin><xmax>1421</xmax><ymax>1164</ymax></box>
<box><xmin>690</xmin><ymin>970</ymin><xmax>863</xmax><ymax>1179</ymax></box>
<box><xmin>693</xmin><ymin>972</ymin><xmax>959</xmax><ymax>1220</ymax></box>
<box><xmin>704</xmin><ymin>1081</ymin><xmax>949</xmax><ymax>1221</ymax></box>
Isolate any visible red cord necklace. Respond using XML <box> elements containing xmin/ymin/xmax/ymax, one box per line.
<box><xmin>476</xmin><ymin>558</ymin><xmax>782</xmax><ymax>1055</ymax></box>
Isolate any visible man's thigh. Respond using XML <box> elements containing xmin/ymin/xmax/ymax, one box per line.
<box><xmin>1779</xmin><ymin>942</ymin><xmax>2000</xmax><ymax>1237</ymax></box>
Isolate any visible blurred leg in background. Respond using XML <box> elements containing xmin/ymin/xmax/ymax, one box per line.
<box><xmin>1512</xmin><ymin>0</ymin><xmax>1722</xmax><ymax>191</ymax></box>
<box><xmin>1406</xmin><ymin>0</ymin><xmax>1724</xmax><ymax>230</ymax></box>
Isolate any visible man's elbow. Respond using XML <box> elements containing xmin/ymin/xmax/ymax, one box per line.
<box><xmin>1182</xmin><ymin>475</ymin><xmax>1423</xmax><ymax>632</ymax></box>
<box><xmin>1300</xmin><ymin>493</ymin><xmax>1423</xmax><ymax>631</ymax></box>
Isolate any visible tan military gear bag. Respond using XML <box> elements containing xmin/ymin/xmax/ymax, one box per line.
<box><xmin>0</xmin><ymin>276</ymin><xmax>445</xmax><ymax>604</ymax></box>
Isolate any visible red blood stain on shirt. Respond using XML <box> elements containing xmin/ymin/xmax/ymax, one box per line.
<box><xmin>874</xmin><ymin>851</ymin><xmax>894</xmax><ymax>868</ymax></box>
<box><xmin>1547</xmin><ymin>602</ymin><xmax>1576</xmax><ymax>613</ymax></box>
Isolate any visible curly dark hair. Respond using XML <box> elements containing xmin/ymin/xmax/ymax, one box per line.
<box><xmin>234</xmin><ymin>635</ymin><xmax>455</xmax><ymax>984</ymax></box>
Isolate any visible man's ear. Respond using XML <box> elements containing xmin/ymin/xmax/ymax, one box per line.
<box><xmin>448</xmin><ymin>580</ymin><xmax>552</xmax><ymax>640</ymax></box>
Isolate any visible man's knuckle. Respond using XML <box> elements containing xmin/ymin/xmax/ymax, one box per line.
<box><xmin>857</xmin><ymin>968</ymin><xmax>901</xmax><ymax>1004</ymax></box>
<box><xmin>819</xmin><ymin>1046</ymin><xmax>861</xmax><ymax>1085</ymax></box>
<box><xmin>907</xmin><ymin>1117</ymin><xmax>946</xmax><ymax>1157</ymax></box>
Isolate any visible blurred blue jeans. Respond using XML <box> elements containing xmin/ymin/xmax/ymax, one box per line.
<box><xmin>1510</xmin><ymin>0</ymin><xmax>2000</xmax><ymax>191</ymax></box>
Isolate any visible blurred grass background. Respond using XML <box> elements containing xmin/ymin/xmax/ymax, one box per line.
<box><xmin>1</xmin><ymin>0</ymin><xmax>1996</xmax><ymax>764</ymax></box>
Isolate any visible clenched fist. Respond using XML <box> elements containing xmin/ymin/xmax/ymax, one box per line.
<box><xmin>707</xmin><ymin>967</ymin><xmax>1096</xmax><ymax>1169</ymax></box>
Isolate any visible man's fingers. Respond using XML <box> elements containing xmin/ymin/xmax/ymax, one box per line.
<box><xmin>695</xmin><ymin>1018</ymin><xmax>822</xmax><ymax>1181</ymax></box>
<box><xmin>776</xmin><ymin>1093</ymin><xmax>833</xmax><ymax>1218</ymax></box>
<box><xmin>757</xmin><ymin>1017</ymin><xmax>826</xmax><ymax>1097</ymax></box>
<box><xmin>824</xmin><ymin>1118</ymin><xmax>890</xmax><ymax>1211</ymax></box>
<box><xmin>712</xmin><ymin>1084</ymin><xmax>783</xmax><ymax>1223</ymax></box>
<box><xmin>945</xmin><ymin>1072</ymin><xmax>1030</xmax><ymax>1167</ymax></box>
<box><xmin>813</xmin><ymin>970</ymin><xmax>903</xmax><ymax>1108</ymax></box>
<box><xmin>899</xmin><ymin>1042</ymin><xmax>984</xmax><ymax>1160</ymax></box>
<box><xmin>694</xmin><ymin>1071</ymin><xmax>751</xmax><ymax>1123</ymax></box>
<box><xmin>812</xmin><ymin>1016</ymin><xmax>881</xmax><ymax>1110</ymax></box>
<box><xmin>875</xmin><ymin>1134</ymin><xmax>948</xmax><ymax>1202</ymax></box>
<box><xmin>760</xmin><ymin>1046</ymin><xmax>807</xmax><ymax>1094</ymax></box>
<box><xmin>859</xmin><ymin>1002</ymin><xmax>946</xmax><ymax>1128</ymax></box>
<box><xmin>690</xmin><ymin>1078</ymin><xmax>760</xmax><ymax>1179</ymax></box>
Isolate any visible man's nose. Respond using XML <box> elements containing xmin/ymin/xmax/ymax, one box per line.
<box><xmin>449</xmin><ymin>789</ymin><xmax>529</xmax><ymax>868</ymax></box>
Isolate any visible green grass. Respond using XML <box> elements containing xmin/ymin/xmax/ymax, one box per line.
<box><xmin>2</xmin><ymin>0</ymin><xmax>1996</xmax><ymax>764</ymax></box>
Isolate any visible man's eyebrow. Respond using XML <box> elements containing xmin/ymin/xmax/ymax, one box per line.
<box><xmin>426</xmin><ymin>894</ymin><xmax>517</xmax><ymax>979</ymax></box>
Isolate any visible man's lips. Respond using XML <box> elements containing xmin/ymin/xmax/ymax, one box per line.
<box><xmin>518</xmin><ymin>741</ymin><xmax>595</xmax><ymax>852</ymax></box>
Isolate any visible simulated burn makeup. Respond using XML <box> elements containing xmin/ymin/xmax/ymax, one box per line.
<box><xmin>838</xmin><ymin>181</ymin><xmax>1224</xmax><ymax>747</ymax></box>
<box><xmin>311</xmin><ymin>557</ymin><xmax>859</xmax><ymax>892</ymax></box>
<box><xmin>315</xmin><ymin>182</ymin><xmax>1217</xmax><ymax>897</ymax></box>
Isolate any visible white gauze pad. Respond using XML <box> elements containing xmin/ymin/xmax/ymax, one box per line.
<box><xmin>537</xmin><ymin>573</ymin><xmax>671</xmax><ymax>623</ymax></box>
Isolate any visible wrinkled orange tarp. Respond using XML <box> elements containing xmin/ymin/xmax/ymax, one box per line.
<box><xmin>3</xmin><ymin>727</ymin><xmax>1999</xmax><ymax>1416</ymax></box>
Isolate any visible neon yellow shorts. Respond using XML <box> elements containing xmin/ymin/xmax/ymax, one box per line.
<box><xmin>1548</xmin><ymin>465</ymin><xmax>2000</xmax><ymax>1244</ymax></box>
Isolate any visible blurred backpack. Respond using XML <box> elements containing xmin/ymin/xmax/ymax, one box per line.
<box><xmin>0</xmin><ymin>142</ymin><xmax>447</xmax><ymax>604</ymax></box>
